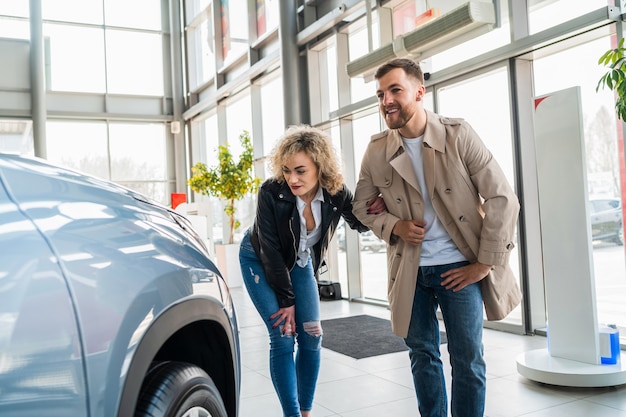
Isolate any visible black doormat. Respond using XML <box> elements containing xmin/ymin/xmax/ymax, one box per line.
<box><xmin>321</xmin><ymin>314</ymin><xmax>447</xmax><ymax>359</ymax></box>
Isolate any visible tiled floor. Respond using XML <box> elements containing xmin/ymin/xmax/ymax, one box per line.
<box><xmin>231</xmin><ymin>287</ymin><xmax>626</xmax><ymax>417</ymax></box>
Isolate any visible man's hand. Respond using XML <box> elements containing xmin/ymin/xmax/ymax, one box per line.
<box><xmin>440</xmin><ymin>262</ymin><xmax>492</xmax><ymax>292</ymax></box>
<box><xmin>392</xmin><ymin>219</ymin><xmax>427</xmax><ymax>245</ymax></box>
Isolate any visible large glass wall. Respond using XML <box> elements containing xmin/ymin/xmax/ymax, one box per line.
<box><xmin>222</xmin><ymin>90</ymin><xmax>255</xmax><ymax>244</ymax></box>
<box><xmin>351</xmin><ymin>110</ymin><xmax>386</xmax><ymax>300</ymax></box>
<box><xmin>436</xmin><ymin>65</ymin><xmax>521</xmax><ymax>325</ymax></box>
<box><xmin>182</xmin><ymin>0</ymin><xmax>281</xmax><ymax>248</ymax></box>
<box><xmin>0</xmin><ymin>0</ymin><xmax>174</xmax><ymax>205</ymax></box>
<box><xmin>305</xmin><ymin>0</ymin><xmax>625</xmax><ymax>340</ymax></box>
<box><xmin>2</xmin><ymin>0</ymin><xmax>624</xmax><ymax>341</ymax></box>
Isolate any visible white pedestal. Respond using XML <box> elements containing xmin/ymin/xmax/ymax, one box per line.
<box><xmin>215</xmin><ymin>243</ymin><xmax>242</xmax><ymax>288</ymax></box>
<box><xmin>517</xmin><ymin>348</ymin><xmax>626</xmax><ymax>387</ymax></box>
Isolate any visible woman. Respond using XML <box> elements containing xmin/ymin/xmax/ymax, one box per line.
<box><xmin>239</xmin><ymin>125</ymin><xmax>384</xmax><ymax>417</ymax></box>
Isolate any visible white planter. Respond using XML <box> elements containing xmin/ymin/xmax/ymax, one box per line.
<box><xmin>215</xmin><ymin>243</ymin><xmax>243</xmax><ymax>288</ymax></box>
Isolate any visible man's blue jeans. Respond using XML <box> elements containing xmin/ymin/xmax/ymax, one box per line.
<box><xmin>239</xmin><ymin>233</ymin><xmax>322</xmax><ymax>417</ymax></box>
<box><xmin>404</xmin><ymin>261</ymin><xmax>486</xmax><ymax>417</ymax></box>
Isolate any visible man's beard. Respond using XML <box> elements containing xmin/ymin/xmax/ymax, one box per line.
<box><xmin>384</xmin><ymin>107</ymin><xmax>410</xmax><ymax>129</ymax></box>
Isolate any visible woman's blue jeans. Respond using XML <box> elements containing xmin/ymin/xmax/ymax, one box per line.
<box><xmin>239</xmin><ymin>233</ymin><xmax>322</xmax><ymax>417</ymax></box>
<box><xmin>404</xmin><ymin>261</ymin><xmax>486</xmax><ymax>417</ymax></box>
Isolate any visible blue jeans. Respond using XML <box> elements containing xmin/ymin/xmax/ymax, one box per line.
<box><xmin>239</xmin><ymin>232</ymin><xmax>322</xmax><ymax>417</ymax></box>
<box><xmin>404</xmin><ymin>261</ymin><xmax>486</xmax><ymax>417</ymax></box>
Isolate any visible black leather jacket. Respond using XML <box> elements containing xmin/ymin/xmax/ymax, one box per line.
<box><xmin>249</xmin><ymin>179</ymin><xmax>368</xmax><ymax>308</ymax></box>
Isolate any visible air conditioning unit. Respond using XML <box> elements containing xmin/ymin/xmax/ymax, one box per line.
<box><xmin>346</xmin><ymin>1</ymin><xmax>496</xmax><ymax>80</ymax></box>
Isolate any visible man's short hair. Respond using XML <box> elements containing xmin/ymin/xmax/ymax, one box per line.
<box><xmin>375</xmin><ymin>58</ymin><xmax>424</xmax><ymax>84</ymax></box>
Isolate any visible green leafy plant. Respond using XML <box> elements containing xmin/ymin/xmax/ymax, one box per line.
<box><xmin>597</xmin><ymin>37</ymin><xmax>626</xmax><ymax>121</ymax></box>
<box><xmin>188</xmin><ymin>130</ymin><xmax>260</xmax><ymax>244</ymax></box>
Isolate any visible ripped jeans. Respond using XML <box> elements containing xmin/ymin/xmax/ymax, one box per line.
<box><xmin>239</xmin><ymin>231</ymin><xmax>322</xmax><ymax>417</ymax></box>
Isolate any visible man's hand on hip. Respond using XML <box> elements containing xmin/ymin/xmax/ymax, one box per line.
<box><xmin>440</xmin><ymin>262</ymin><xmax>492</xmax><ymax>292</ymax></box>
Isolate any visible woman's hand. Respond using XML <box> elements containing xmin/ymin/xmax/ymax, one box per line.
<box><xmin>366</xmin><ymin>195</ymin><xmax>387</xmax><ymax>214</ymax></box>
<box><xmin>270</xmin><ymin>305</ymin><xmax>296</xmax><ymax>336</ymax></box>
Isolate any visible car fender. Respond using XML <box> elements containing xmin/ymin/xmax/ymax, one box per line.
<box><xmin>115</xmin><ymin>296</ymin><xmax>240</xmax><ymax>417</ymax></box>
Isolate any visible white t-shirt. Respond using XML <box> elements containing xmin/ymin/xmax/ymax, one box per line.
<box><xmin>402</xmin><ymin>136</ymin><xmax>466</xmax><ymax>266</ymax></box>
<box><xmin>295</xmin><ymin>186</ymin><xmax>323</xmax><ymax>267</ymax></box>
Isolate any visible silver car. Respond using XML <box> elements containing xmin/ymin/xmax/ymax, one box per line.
<box><xmin>359</xmin><ymin>230</ymin><xmax>386</xmax><ymax>253</ymax></box>
<box><xmin>590</xmin><ymin>197</ymin><xmax>624</xmax><ymax>246</ymax></box>
<box><xmin>0</xmin><ymin>154</ymin><xmax>240</xmax><ymax>417</ymax></box>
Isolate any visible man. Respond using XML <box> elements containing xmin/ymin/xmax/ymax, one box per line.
<box><xmin>352</xmin><ymin>58</ymin><xmax>521</xmax><ymax>417</ymax></box>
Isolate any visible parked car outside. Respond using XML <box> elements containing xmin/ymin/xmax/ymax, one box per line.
<box><xmin>359</xmin><ymin>230</ymin><xmax>387</xmax><ymax>253</ymax></box>
<box><xmin>590</xmin><ymin>197</ymin><xmax>624</xmax><ymax>245</ymax></box>
<box><xmin>0</xmin><ymin>153</ymin><xmax>240</xmax><ymax>417</ymax></box>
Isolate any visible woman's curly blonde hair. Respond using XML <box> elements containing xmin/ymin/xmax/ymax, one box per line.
<box><xmin>268</xmin><ymin>125</ymin><xmax>344</xmax><ymax>195</ymax></box>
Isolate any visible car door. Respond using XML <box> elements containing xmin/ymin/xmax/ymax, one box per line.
<box><xmin>0</xmin><ymin>168</ymin><xmax>88</xmax><ymax>417</ymax></box>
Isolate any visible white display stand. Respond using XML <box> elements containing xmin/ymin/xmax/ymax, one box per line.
<box><xmin>215</xmin><ymin>243</ymin><xmax>243</xmax><ymax>288</ymax></box>
<box><xmin>517</xmin><ymin>349</ymin><xmax>626</xmax><ymax>387</ymax></box>
<box><xmin>516</xmin><ymin>87</ymin><xmax>625</xmax><ymax>386</ymax></box>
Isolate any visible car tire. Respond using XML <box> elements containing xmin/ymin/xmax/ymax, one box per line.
<box><xmin>135</xmin><ymin>361</ymin><xmax>227</xmax><ymax>417</ymax></box>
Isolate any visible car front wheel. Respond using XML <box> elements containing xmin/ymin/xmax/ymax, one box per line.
<box><xmin>135</xmin><ymin>361</ymin><xmax>227</xmax><ymax>417</ymax></box>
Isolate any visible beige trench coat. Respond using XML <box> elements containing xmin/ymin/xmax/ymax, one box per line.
<box><xmin>353</xmin><ymin>110</ymin><xmax>522</xmax><ymax>338</ymax></box>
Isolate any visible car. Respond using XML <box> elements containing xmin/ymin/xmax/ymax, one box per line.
<box><xmin>359</xmin><ymin>230</ymin><xmax>386</xmax><ymax>253</ymax></box>
<box><xmin>590</xmin><ymin>197</ymin><xmax>624</xmax><ymax>245</ymax></box>
<box><xmin>0</xmin><ymin>153</ymin><xmax>240</xmax><ymax>417</ymax></box>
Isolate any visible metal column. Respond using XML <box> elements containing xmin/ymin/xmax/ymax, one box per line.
<box><xmin>29</xmin><ymin>0</ymin><xmax>46</xmax><ymax>158</ymax></box>
<box><xmin>278</xmin><ymin>1</ymin><xmax>303</xmax><ymax>126</ymax></box>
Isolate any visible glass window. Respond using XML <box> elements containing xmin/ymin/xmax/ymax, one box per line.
<box><xmin>42</xmin><ymin>0</ymin><xmax>103</xmax><ymax>24</ymax></box>
<box><xmin>106</xmin><ymin>29</ymin><xmax>164</xmax><ymax>95</ymax></box>
<box><xmin>529</xmin><ymin>0</ymin><xmax>607</xmax><ymax>34</ymax></box>
<box><xmin>260</xmin><ymin>74</ymin><xmax>284</xmax><ymax>161</ymax></box>
<box><xmin>221</xmin><ymin>0</ymin><xmax>248</xmax><ymax>63</ymax></box>
<box><xmin>256</xmin><ymin>0</ymin><xmax>279</xmax><ymax>37</ymax></box>
<box><xmin>109</xmin><ymin>122</ymin><xmax>168</xmax><ymax>203</ymax></box>
<box><xmin>0</xmin><ymin>2</ymin><xmax>28</xmax><ymax>17</ymax></box>
<box><xmin>184</xmin><ymin>0</ymin><xmax>211</xmax><ymax>23</ymax></box>
<box><xmin>46</xmin><ymin>120</ymin><xmax>109</xmax><ymax>179</ymax></box>
<box><xmin>350</xmin><ymin>111</ymin><xmax>387</xmax><ymax>301</ymax></box>
<box><xmin>224</xmin><ymin>91</ymin><xmax>255</xmax><ymax>242</ymax></box>
<box><xmin>44</xmin><ymin>23</ymin><xmax>106</xmax><ymax>93</ymax></box>
<box><xmin>225</xmin><ymin>91</ymin><xmax>252</xmax><ymax>157</ymax></box>
<box><xmin>202</xmin><ymin>113</ymin><xmax>219</xmax><ymax>168</ymax></box>
<box><xmin>190</xmin><ymin>112</ymin><xmax>223</xmax><ymax>246</ymax></box>
<box><xmin>200</xmin><ymin>113</ymin><xmax>225</xmax><ymax>245</ymax></box>
<box><xmin>437</xmin><ymin>66</ymin><xmax>521</xmax><ymax>325</ymax></box>
<box><xmin>325</xmin><ymin>43</ymin><xmax>339</xmax><ymax>113</ymax></box>
<box><xmin>104</xmin><ymin>0</ymin><xmax>162</xmax><ymax>31</ymax></box>
<box><xmin>109</xmin><ymin>123</ymin><xmax>166</xmax><ymax>180</ymax></box>
<box><xmin>0</xmin><ymin>120</ymin><xmax>34</xmax><ymax>156</ymax></box>
<box><xmin>348</xmin><ymin>18</ymin><xmax>380</xmax><ymax>103</ymax></box>
<box><xmin>187</xmin><ymin>10</ymin><xmax>216</xmax><ymax>90</ymax></box>
<box><xmin>534</xmin><ymin>35</ymin><xmax>625</xmax><ymax>330</ymax></box>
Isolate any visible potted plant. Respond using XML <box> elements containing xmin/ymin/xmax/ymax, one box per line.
<box><xmin>188</xmin><ymin>130</ymin><xmax>260</xmax><ymax>244</ymax></box>
<box><xmin>188</xmin><ymin>130</ymin><xmax>260</xmax><ymax>286</ymax></box>
<box><xmin>597</xmin><ymin>37</ymin><xmax>626</xmax><ymax>121</ymax></box>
